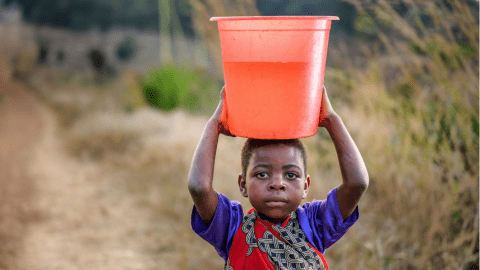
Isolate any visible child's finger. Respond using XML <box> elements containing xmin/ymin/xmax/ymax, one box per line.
<box><xmin>318</xmin><ymin>86</ymin><xmax>330</xmax><ymax>127</ymax></box>
<box><xmin>219</xmin><ymin>86</ymin><xmax>226</xmax><ymax>99</ymax></box>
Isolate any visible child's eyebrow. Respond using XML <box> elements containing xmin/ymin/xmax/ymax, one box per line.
<box><xmin>282</xmin><ymin>164</ymin><xmax>302</xmax><ymax>170</ymax></box>
<box><xmin>252</xmin><ymin>164</ymin><xmax>272</xmax><ymax>169</ymax></box>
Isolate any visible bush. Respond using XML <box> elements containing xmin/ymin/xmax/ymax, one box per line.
<box><xmin>142</xmin><ymin>64</ymin><xmax>221</xmax><ymax>113</ymax></box>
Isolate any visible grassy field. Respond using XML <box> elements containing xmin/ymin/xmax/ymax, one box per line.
<box><xmin>186</xmin><ymin>1</ymin><xmax>479</xmax><ymax>267</ymax></box>
<box><xmin>32</xmin><ymin>57</ymin><xmax>477</xmax><ymax>269</ymax></box>
<box><xmin>321</xmin><ymin>1</ymin><xmax>479</xmax><ymax>268</ymax></box>
<box><xmin>0</xmin><ymin>0</ymin><xmax>477</xmax><ymax>269</ymax></box>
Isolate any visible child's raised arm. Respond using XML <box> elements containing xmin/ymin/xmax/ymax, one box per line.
<box><xmin>318</xmin><ymin>87</ymin><xmax>369</xmax><ymax>221</ymax></box>
<box><xmin>188</xmin><ymin>87</ymin><xmax>232</xmax><ymax>224</ymax></box>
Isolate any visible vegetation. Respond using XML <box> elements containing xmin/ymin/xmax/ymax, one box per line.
<box><xmin>142</xmin><ymin>64</ymin><xmax>221</xmax><ymax>113</ymax></box>
<box><xmin>0</xmin><ymin>0</ymin><xmax>476</xmax><ymax>268</ymax></box>
<box><xmin>319</xmin><ymin>0</ymin><xmax>478</xmax><ymax>269</ymax></box>
<box><xmin>188</xmin><ymin>0</ymin><xmax>479</xmax><ymax>268</ymax></box>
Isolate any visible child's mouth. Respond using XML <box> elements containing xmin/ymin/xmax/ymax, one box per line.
<box><xmin>265</xmin><ymin>201</ymin><xmax>287</xmax><ymax>207</ymax></box>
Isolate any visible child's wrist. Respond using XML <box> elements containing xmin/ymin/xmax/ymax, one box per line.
<box><xmin>324</xmin><ymin>112</ymin><xmax>340</xmax><ymax>130</ymax></box>
<box><xmin>206</xmin><ymin>118</ymin><xmax>221</xmax><ymax>134</ymax></box>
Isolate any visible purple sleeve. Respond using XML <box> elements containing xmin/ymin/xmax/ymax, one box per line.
<box><xmin>297</xmin><ymin>187</ymin><xmax>359</xmax><ymax>253</ymax></box>
<box><xmin>191</xmin><ymin>193</ymin><xmax>243</xmax><ymax>261</ymax></box>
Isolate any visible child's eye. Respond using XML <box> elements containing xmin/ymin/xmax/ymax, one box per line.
<box><xmin>285</xmin><ymin>172</ymin><xmax>298</xmax><ymax>180</ymax></box>
<box><xmin>255</xmin><ymin>172</ymin><xmax>268</xmax><ymax>179</ymax></box>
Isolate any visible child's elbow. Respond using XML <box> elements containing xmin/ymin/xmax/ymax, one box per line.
<box><xmin>350</xmin><ymin>171</ymin><xmax>369</xmax><ymax>193</ymax></box>
<box><xmin>359</xmin><ymin>171</ymin><xmax>369</xmax><ymax>191</ymax></box>
<box><xmin>188</xmin><ymin>181</ymin><xmax>211</xmax><ymax>198</ymax></box>
<box><xmin>358</xmin><ymin>180</ymin><xmax>369</xmax><ymax>193</ymax></box>
<box><xmin>188</xmin><ymin>181</ymin><xmax>201</xmax><ymax>197</ymax></box>
<box><xmin>348</xmin><ymin>180</ymin><xmax>368</xmax><ymax>192</ymax></box>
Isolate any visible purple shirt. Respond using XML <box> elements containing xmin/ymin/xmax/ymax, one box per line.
<box><xmin>191</xmin><ymin>187</ymin><xmax>358</xmax><ymax>261</ymax></box>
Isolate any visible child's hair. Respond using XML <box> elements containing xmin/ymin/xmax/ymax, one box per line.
<box><xmin>241</xmin><ymin>139</ymin><xmax>307</xmax><ymax>177</ymax></box>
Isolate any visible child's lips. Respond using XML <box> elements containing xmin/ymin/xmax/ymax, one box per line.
<box><xmin>265</xmin><ymin>200</ymin><xmax>287</xmax><ymax>207</ymax></box>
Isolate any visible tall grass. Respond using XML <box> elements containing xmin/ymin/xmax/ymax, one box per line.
<box><xmin>26</xmin><ymin>0</ymin><xmax>478</xmax><ymax>268</ymax></box>
<box><xmin>319</xmin><ymin>0</ymin><xmax>479</xmax><ymax>269</ymax></box>
<box><xmin>187</xmin><ymin>0</ymin><xmax>478</xmax><ymax>269</ymax></box>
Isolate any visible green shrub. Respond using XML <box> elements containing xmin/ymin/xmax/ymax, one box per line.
<box><xmin>142</xmin><ymin>64</ymin><xmax>220</xmax><ymax>113</ymax></box>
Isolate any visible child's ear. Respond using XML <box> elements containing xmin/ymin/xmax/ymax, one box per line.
<box><xmin>303</xmin><ymin>175</ymin><xmax>311</xmax><ymax>199</ymax></box>
<box><xmin>238</xmin><ymin>173</ymin><xmax>248</xmax><ymax>197</ymax></box>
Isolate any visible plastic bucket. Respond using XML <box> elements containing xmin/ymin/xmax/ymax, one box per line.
<box><xmin>211</xmin><ymin>16</ymin><xmax>339</xmax><ymax>139</ymax></box>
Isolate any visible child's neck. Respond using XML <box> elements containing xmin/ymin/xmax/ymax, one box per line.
<box><xmin>257</xmin><ymin>212</ymin><xmax>289</xmax><ymax>225</ymax></box>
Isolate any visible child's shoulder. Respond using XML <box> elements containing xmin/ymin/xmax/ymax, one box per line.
<box><xmin>297</xmin><ymin>188</ymin><xmax>340</xmax><ymax>214</ymax></box>
<box><xmin>297</xmin><ymin>199</ymin><xmax>326</xmax><ymax>213</ymax></box>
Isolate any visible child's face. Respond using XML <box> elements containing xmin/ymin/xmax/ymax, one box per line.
<box><xmin>238</xmin><ymin>144</ymin><xmax>310</xmax><ymax>224</ymax></box>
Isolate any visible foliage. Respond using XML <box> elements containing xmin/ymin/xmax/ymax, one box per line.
<box><xmin>142</xmin><ymin>64</ymin><xmax>221</xmax><ymax>113</ymax></box>
<box><xmin>14</xmin><ymin>0</ymin><xmax>476</xmax><ymax>269</ymax></box>
<box><xmin>322</xmin><ymin>0</ymin><xmax>479</xmax><ymax>268</ymax></box>
<box><xmin>142</xmin><ymin>64</ymin><xmax>190</xmax><ymax>111</ymax></box>
<box><xmin>177</xmin><ymin>0</ymin><xmax>479</xmax><ymax>268</ymax></box>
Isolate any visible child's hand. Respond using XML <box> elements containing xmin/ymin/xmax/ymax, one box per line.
<box><xmin>317</xmin><ymin>85</ymin><xmax>369</xmax><ymax>221</ymax></box>
<box><xmin>210</xmin><ymin>86</ymin><xmax>235</xmax><ymax>137</ymax></box>
<box><xmin>318</xmin><ymin>86</ymin><xmax>337</xmax><ymax>128</ymax></box>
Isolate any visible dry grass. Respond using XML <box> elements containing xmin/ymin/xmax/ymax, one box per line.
<box><xmin>29</xmin><ymin>70</ymin><xmax>246</xmax><ymax>268</ymax></box>
<box><xmin>320</xmin><ymin>0</ymin><xmax>479</xmax><ymax>269</ymax></box>
<box><xmin>186</xmin><ymin>0</ymin><xmax>479</xmax><ymax>269</ymax></box>
<box><xmin>1</xmin><ymin>0</ymin><xmax>476</xmax><ymax>268</ymax></box>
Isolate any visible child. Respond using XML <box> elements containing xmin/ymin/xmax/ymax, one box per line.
<box><xmin>188</xmin><ymin>86</ymin><xmax>369</xmax><ymax>269</ymax></box>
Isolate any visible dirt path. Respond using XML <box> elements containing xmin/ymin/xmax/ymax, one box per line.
<box><xmin>0</xmin><ymin>81</ymin><xmax>44</xmax><ymax>269</ymax></box>
<box><xmin>0</xmin><ymin>78</ymin><xmax>320</xmax><ymax>270</ymax></box>
<box><xmin>18</xmin><ymin>102</ymin><xmax>169</xmax><ymax>269</ymax></box>
<box><xmin>0</xmin><ymin>81</ymin><xmax>184</xmax><ymax>269</ymax></box>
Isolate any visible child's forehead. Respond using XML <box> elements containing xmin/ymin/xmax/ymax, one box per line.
<box><xmin>250</xmin><ymin>144</ymin><xmax>303</xmax><ymax>164</ymax></box>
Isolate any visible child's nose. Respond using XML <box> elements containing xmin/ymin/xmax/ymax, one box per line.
<box><xmin>268</xmin><ymin>177</ymin><xmax>286</xmax><ymax>191</ymax></box>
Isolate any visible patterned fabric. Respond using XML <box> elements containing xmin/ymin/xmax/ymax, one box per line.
<box><xmin>226</xmin><ymin>209</ymin><xmax>327</xmax><ymax>270</ymax></box>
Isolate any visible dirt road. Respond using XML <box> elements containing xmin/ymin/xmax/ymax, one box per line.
<box><xmin>0</xmin><ymin>73</ymin><xmax>257</xmax><ymax>269</ymax></box>
<box><xmin>0</xmin><ymin>80</ymin><xmax>44</xmax><ymax>269</ymax></box>
<box><xmin>0</xmin><ymin>81</ymin><xmax>186</xmax><ymax>269</ymax></box>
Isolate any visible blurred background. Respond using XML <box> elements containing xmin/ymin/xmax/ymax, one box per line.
<box><xmin>0</xmin><ymin>0</ymin><xmax>478</xmax><ymax>269</ymax></box>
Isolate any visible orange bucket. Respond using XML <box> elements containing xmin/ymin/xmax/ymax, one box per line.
<box><xmin>211</xmin><ymin>16</ymin><xmax>339</xmax><ymax>139</ymax></box>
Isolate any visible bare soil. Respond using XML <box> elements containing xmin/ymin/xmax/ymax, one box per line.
<box><xmin>0</xmin><ymin>81</ymin><xmax>186</xmax><ymax>269</ymax></box>
<box><xmin>0</xmin><ymin>81</ymin><xmax>44</xmax><ymax>269</ymax></box>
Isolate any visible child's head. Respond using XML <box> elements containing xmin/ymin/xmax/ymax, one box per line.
<box><xmin>241</xmin><ymin>139</ymin><xmax>307</xmax><ymax>177</ymax></box>
<box><xmin>239</xmin><ymin>139</ymin><xmax>310</xmax><ymax>223</ymax></box>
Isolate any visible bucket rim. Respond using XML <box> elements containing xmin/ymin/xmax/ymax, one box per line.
<box><xmin>210</xmin><ymin>16</ymin><xmax>340</xmax><ymax>21</ymax></box>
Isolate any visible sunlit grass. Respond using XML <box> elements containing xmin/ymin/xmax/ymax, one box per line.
<box><xmin>6</xmin><ymin>0</ymin><xmax>477</xmax><ymax>268</ymax></box>
<box><xmin>322</xmin><ymin>0</ymin><xmax>479</xmax><ymax>268</ymax></box>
